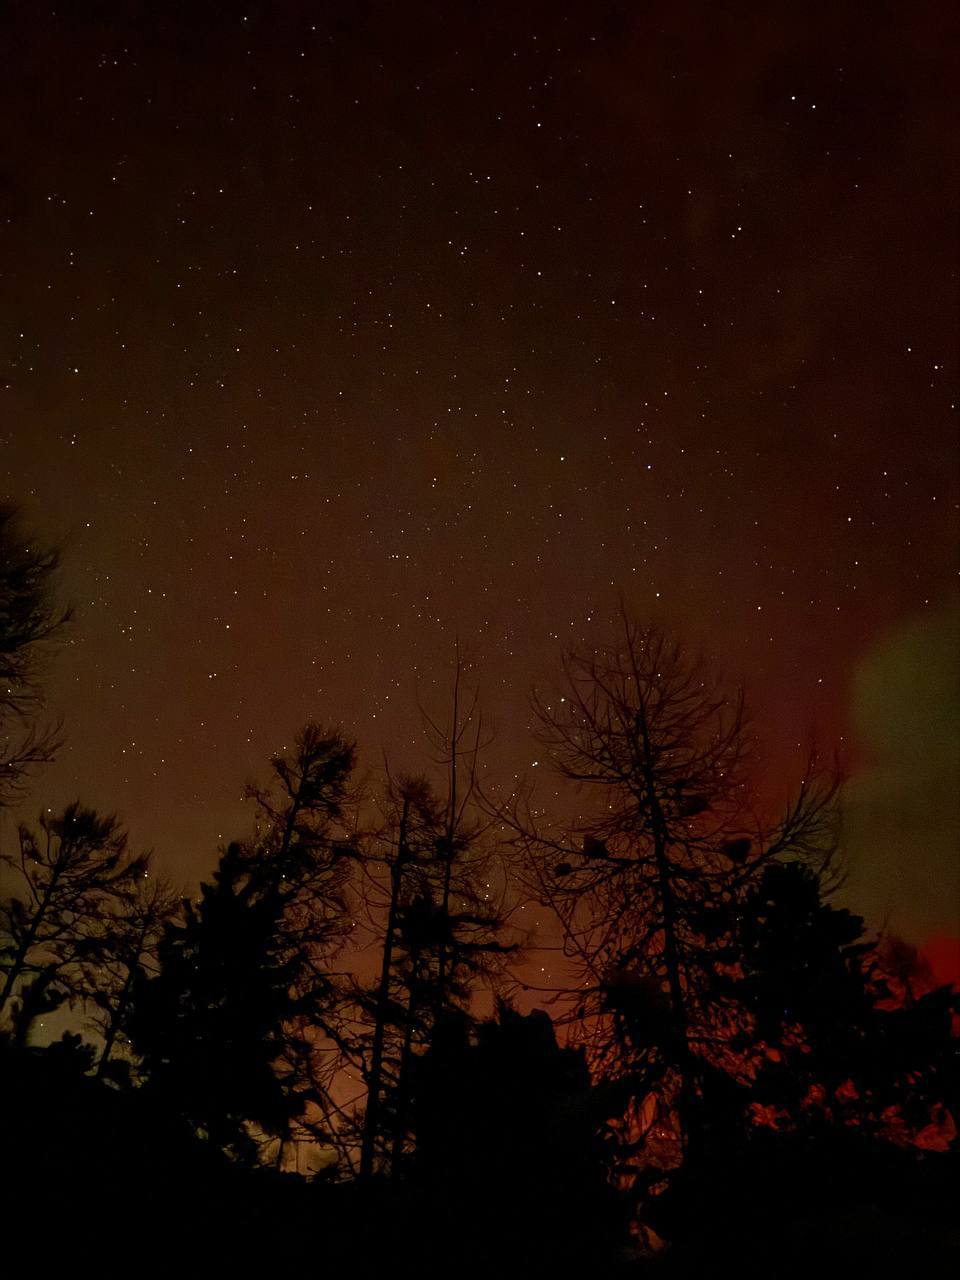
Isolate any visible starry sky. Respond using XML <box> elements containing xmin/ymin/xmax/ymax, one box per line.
<box><xmin>2</xmin><ymin>3</ymin><xmax>957</xmax><ymax>969</ymax></box>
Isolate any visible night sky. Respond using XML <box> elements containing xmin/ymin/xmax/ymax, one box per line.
<box><xmin>2</xmin><ymin>3</ymin><xmax>957</xmax><ymax>969</ymax></box>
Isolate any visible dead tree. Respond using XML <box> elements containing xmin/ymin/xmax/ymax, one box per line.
<box><xmin>511</xmin><ymin>618</ymin><xmax>839</xmax><ymax>1177</ymax></box>
<box><xmin>357</xmin><ymin>656</ymin><xmax>520</xmax><ymax>1178</ymax></box>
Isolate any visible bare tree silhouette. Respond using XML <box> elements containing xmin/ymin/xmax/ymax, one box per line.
<box><xmin>356</xmin><ymin>655</ymin><xmax>519</xmax><ymax>1178</ymax></box>
<box><xmin>508</xmin><ymin>617</ymin><xmax>839</xmax><ymax>1191</ymax></box>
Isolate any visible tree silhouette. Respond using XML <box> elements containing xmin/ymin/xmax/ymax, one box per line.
<box><xmin>511</xmin><ymin>619</ymin><xmax>839</xmax><ymax>1205</ymax></box>
<box><xmin>729</xmin><ymin>860</ymin><xmax>960</xmax><ymax>1146</ymax></box>
<box><xmin>358</xmin><ymin>772</ymin><xmax>442</xmax><ymax>1178</ymax></box>
<box><xmin>82</xmin><ymin>873</ymin><xmax>181</xmax><ymax>1082</ymax></box>
<box><xmin>410</xmin><ymin>1002</ymin><xmax>625</xmax><ymax>1269</ymax></box>
<box><xmin>356</xmin><ymin>662</ymin><xmax>518</xmax><ymax>1179</ymax></box>
<box><xmin>0</xmin><ymin>804</ymin><xmax>148</xmax><ymax>1041</ymax></box>
<box><xmin>132</xmin><ymin>724</ymin><xmax>358</xmax><ymax>1163</ymax></box>
<box><xmin>0</xmin><ymin>504</ymin><xmax>70</xmax><ymax>806</ymax></box>
<box><xmin>242</xmin><ymin>723</ymin><xmax>361</xmax><ymax>1164</ymax></box>
<box><xmin>131</xmin><ymin>841</ymin><xmax>301</xmax><ymax>1161</ymax></box>
<box><xmin>650</xmin><ymin>859</ymin><xmax>960</xmax><ymax>1265</ymax></box>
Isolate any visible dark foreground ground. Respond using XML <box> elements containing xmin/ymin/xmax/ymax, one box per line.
<box><xmin>5</xmin><ymin>1047</ymin><xmax>957</xmax><ymax>1276</ymax></box>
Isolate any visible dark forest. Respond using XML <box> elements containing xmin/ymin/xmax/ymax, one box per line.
<box><xmin>1</xmin><ymin>506</ymin><xmax>956</xmax><ymax>1273</ymax></box>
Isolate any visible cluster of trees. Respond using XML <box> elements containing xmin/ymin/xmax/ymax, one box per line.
<box><xmin>1</xmin><ymin>504</ymin><xmax>957</xmax><ymax>1270</ymax></box>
